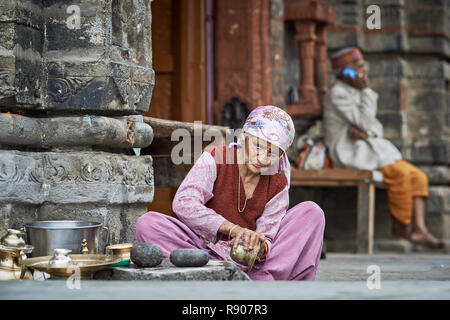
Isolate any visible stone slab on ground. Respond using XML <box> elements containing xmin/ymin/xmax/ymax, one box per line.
<box><xmin>316</xmin><ymin>253</ymin><xmax>450</xmax><ymax>281</ymax></box>
<box><xmin>2</xmin><ymin>253</ymin><xmax>450</xmax><ymax>299</ymax></box>
<box><xmin>93</xmin><ymin>258</ymin><xmax>250</xmax><ymax>281</ymax></box>
<box><xmin>1</xmin><ymin>280</ymin><xmax>450</xmax><ymax>300</ymax></box>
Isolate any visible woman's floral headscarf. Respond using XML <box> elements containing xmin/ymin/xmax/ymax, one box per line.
<box><xmin>229</xmin><ymin>105</ymin><xmax>295</xmax><ymax>187</ymax></box>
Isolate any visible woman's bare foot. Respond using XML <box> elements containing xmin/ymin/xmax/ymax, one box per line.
<box><xmin>409</xmin><ymin>231</ymin><xmax>445</xmax><ymax>249</ymax></box>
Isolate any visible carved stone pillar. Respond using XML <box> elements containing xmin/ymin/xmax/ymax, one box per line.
<box><xmin>284</xmin><ymin>0</ymin><xmax>335</xmax><ymax>117</ymax></box>
<box><xmin>214</xmin><ymin>0</ymin><xmax>272</xmax><ymax>123</ymax></box>
<box><xmin>0</xmin><ymin>0</ymin><xmax>155</xmax><ymax>249</ymax></box>
<box><xmin>315</xmin><ymin>24</ymin><xmax>330</xmax><ymax>103</ymax></box>
<box><xmin>294</xmin><ymin>20</ymin><xmax>318</xmax><ymax>113</ymax></box>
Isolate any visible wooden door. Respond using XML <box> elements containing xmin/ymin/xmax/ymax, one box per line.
<box><xmin>146</xmin><ymin>0</ymin><xmax>175</xmax><ymax>120</ymax></box>
<box><xmin>145</xmin><ymin>0</ymin><xmax>207</xmax><ymax>217</ymax></box>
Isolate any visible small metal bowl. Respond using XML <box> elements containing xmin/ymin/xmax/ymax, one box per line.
<box><xmin>106</xmin><ymin>242</ymin><xmax>135</xmax><ymax>266</ymax></box>
<box><xmin>230</xmin><ymin>240</ymin><xmax>260</xmax><ymax>271</ymax></box>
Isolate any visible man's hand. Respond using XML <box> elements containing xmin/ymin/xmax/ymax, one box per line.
<box><xmin>352</xmin><ymin>72</ymin><xmax>370</xmax><ymax>89</ymax></box>
<box><xmin>348</xmin><ymin>125</ymin><xmax>368</xmax><ymax>140</ymax></box>
<box><xmin>340</xmin><ymin>71</ymin><xmax>370</xmax><ymax>89</ymax></box>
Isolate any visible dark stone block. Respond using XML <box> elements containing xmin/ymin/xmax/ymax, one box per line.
<box><xmin>0</xmin><ymin>0</ymin><xmax>154</xmax><ymax>114</ymax></box>
<box><xmin>45</xmin><ymin>22</ymin><xmax>93</xmax><ymax>51</ymax></box>
<box><xmin>94</xmin><ymin>259</ymin><xmax>251</xmax><ymax>281</ymax></box>
<box><xmin>405</xmin><ymin>142</ymin><xmax>450</xmax><ymax>165</ymax></box>
<box><xmin>170</xmin><ymin>249</ymin><xmax>210</xmax><ymax>267</ymax></box>
<box><xmin>377</xmin><ymin>113</ymin><xmax>403</xmax><ymax>140</ymax></box>
<box><xmin>131</xmin><ymin>243</ymin><xmax>163</xmax><ymax>268</ymax></box>
<box><xmin>367</xmin><ymin>59</ymin><xmax>406</xmax><ymax>78</ymax></box>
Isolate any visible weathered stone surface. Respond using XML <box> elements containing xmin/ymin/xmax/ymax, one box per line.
<box><xmin>403</xmin><ymin>142</ymin><xmax>450</xmax><ymax>166</ymax></box>
<box><xmin>374</xmin><ymin>239</ymin><xmax>413</xmax><ymax>253</ymax></box>
<box><xmin>0</xmin><ymin>114</ymin><xmax>153</xmax><ymax>149</ymax></box>
<box><xmin>417</xmin><ymin>166</ymin><xmax>450</xmax><ymax>185</ymax></box>
<box><xmin>3</xmin><ymin>277</ymin><xmax>450</xmax><ymax>299</ymax></box>
<box><xmin>94</xmin><ymin>258</ymin><xmax>251</xmax><ymax>281</ymax></box>
<box><xmin>131</xmin><ymin>243</ymin><xmax>163</xmax><ymax>268</ymax></box>
<box><xmin>0</xmin><ymin>0</ymin><xmax>155</xmax><ymax>252</ymax></box>
<box><xmin>327</xmin><ymin>0</ymin><xmax>449</xmax><ymax>57</ymax></box>
<box><xmin>170</xmin><ymin>249</ymin><xmax>210</xmax><ymax>267</ymax></box>
<box><xmin>0</xmin><ymin>1</ymin><xmax>42</xmax><ymax>107</ymax></box>
<box><xmin>316</xmin><ymin>253</ymin><xmax>450</xmax><ymax>281</ymax></box>
<box><xmin>376</xmin><ymin>113</ymin><xmax>404</xmax><ymax>141</ymax></box>
<box><xmin>427</xmin><ymin>186</ymin><xmax>450</xmax><ymax>214</ymax></box>
<box><xmin>0</xmin><ymin>150</ymin><xmax>154</xmax><ymax>205</ymax></box>
<box><xmin>0</xmin><ymin>0</ymin><xmax>154</xmax><ymax>114</ymax></box>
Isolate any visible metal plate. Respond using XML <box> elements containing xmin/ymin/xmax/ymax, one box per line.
<box><xmin>22</xmin><ymin>254</ymin><xmax>122</xmax><ymax>278</ymax></box>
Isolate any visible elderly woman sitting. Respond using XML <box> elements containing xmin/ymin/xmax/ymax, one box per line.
<box><xmin>136</xmin><ymin>106</ymin><xmax>325</xmax><ymax>280</ymax></box>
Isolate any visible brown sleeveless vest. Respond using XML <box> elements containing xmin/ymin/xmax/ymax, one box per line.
<box><xmin>203</xmin><ymin>145</ymin><xmax>287</xmax><ymax>239</ymax></box>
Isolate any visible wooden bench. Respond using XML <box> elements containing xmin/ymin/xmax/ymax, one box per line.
<box><xmin>290</xmin><ymin>168</ymin><xmax>386</xmax><ymax>254</ymax></box>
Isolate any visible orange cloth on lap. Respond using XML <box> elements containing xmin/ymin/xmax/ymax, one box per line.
<box><xmin>379</xmin><ymin>160</ymin><xmax>429</xmax><ymax>225</ymax></box>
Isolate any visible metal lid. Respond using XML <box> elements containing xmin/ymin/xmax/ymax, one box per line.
<box><xmin>24</xmin><ymin>220</ymin><xmax>102</xmax><ymax>230</ymax></box>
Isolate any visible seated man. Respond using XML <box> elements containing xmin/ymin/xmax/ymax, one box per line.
<box><xmin>323</xmin><ymin>47</ymin><xmax>443</xmax><ymax>249</ymax></box>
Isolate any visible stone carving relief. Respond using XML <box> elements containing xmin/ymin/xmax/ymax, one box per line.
<box><xmin>0</xmin><ymin>70</ymin><xmax>15</xmax><ymax>98</ymax></box>
<box><xmin>0</xmin><ymin>159</ymin><xmax>20</xmax><ymax>182</ymax></box>
<box><xmin>48</xmin><ymin>77</ymin><xmax>94</xmax><ymax>103</ymax></box>
<box><xmin>0</xmin><ymin>151</ymin><xmax>153</xmax><ymax>188</ymax></box>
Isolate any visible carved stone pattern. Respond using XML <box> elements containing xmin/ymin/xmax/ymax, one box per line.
<box><xmin>113</xmin><ymin>75</ymin><xmax>154</xmax><ymax>107</ymax></box>
<box><xmin>0</xmin><ymin>160</ymin><xmax>20</xmax><ymax>182</ymax></box>
<box><xmin>0</xmin><ymin>70</ymin><xmax>15</xmax><ymax>97</ymax></box>
<box><xmin>80</xmin><ymin>162</ymin><xmax>105</xmax><ymax>182</ymax></box>
<box><xmin>0</xmin><ymin>152</ymin><xmax>153</xmax><ymax>187</ymax></box>
<box><xmin>48</xmin><ymin>77</ymin><xmax>94</xmax><ymax>103</ymax></box>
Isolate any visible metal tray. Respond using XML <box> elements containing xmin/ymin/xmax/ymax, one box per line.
<box><xmin>22</xmin><ymin>254</ymin><xmax>122</xmax><ymax>279</ymax></box>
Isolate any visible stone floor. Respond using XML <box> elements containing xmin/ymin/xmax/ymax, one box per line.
<box><xmin>316</xmin><ymin>253</ymin><xmax>450</xmax><ymax>281</ymax></box>
<box><xmin>94</xmin><ymin>259</ymin><xmax>251</xmax><ymax>281</ymax></box>
<box><xmin>1</xmin><ymin>253</ymin><xmax>449</xmax><ymax>300</ymax></box>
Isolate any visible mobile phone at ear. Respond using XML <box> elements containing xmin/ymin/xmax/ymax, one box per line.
<box><xmin>342</xmin><ymin>67</ymin><xmax>357</xmax><ymax>79</ymax></box>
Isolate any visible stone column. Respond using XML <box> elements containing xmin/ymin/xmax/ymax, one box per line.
<box><xmin>294</xmin><ymin>20</ymin><xmax>318</xmax><ymax>112</ymax></box>
<box><xmin>0</xmin><ymin>0</ymin><xmax>155</xmax><ymax>251</ymax></box>
<box><xmin>284</xmin><ymin>0</ymin><xmax>335</xmax><ymax>118</ymax></box>
<box><xmin>315</xmin><ymin>24</ymin><xmax>329</xmax><ymax>104</ymax></box>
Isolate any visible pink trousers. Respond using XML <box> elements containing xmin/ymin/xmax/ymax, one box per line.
<box><xmin>136</xmin><ymin>201</ymin><xmax>325</xmax><ymax>281</ymax></box>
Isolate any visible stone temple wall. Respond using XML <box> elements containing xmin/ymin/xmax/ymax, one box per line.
<box><xmin>285</xmin><ymin>0</ymin><xmax>450</xmax><ymax>251</ymax></box>
<box><xmin>0</xmin><ymin>0</ymin><xmax>155</xmax><ymax>251</ymax></box>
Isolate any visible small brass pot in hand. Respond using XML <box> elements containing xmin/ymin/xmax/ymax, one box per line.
<box><xmin>230</xmin><ymin>239</ymin><xmax>260</xmax><ymax>271</ymax></box>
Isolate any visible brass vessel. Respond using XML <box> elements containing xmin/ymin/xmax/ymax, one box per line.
<box><xmin>106</xmin><ymin>242</ymin><xmax>135</xmax><ymax>265</ymax></box>
<box><xmin>230</xmin><ymin>240</ymin><xmax>260</xmax><ymax>272</ymax></box>
<box><xmin>0</xmin><ymin>229</ymin><xmax>34</xmax><ymax>280</ymax></box>
<box><xmin>22</xmin><ymin>254</ymin><xmax>122</xmax><ymax>279</ymax></box>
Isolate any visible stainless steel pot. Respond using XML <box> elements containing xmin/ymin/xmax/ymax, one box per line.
<box><xmin>24</xmin><ymin>221</ymin><xmax>105</xmax><ymax>257</ymax></box>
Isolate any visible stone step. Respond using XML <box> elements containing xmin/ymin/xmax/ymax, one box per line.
<box><xmin>93</xmin><ymin>258</ymin><xmax>251</xmax><ymax>281</ymax></box>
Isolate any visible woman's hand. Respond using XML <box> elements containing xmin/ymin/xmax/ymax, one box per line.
<box><xmin>230</xmin><ymin>225</ymin><xmax>266</xmax><ymax>258</ymax></box>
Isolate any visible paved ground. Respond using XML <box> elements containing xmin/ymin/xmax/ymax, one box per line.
<box><xmin>316</xmin><ymin>253</ymin><xmax>450</xmax><ymax>281</ymax></box>
<box><xmin>1</xmin><ymin>253</ymin><xmax>449</xmax><ymax>300</ymax></box>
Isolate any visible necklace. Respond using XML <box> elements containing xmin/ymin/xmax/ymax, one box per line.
<box><xmin>237</xmin><ymin>165</ymin><xmax>249</xmax><ymax>213</ymax></box>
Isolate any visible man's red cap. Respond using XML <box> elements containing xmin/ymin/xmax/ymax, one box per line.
<box><xmin>331</xmin><ymin>48</ymin><xmax>363</xmax><ymax>71</ymax></box>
